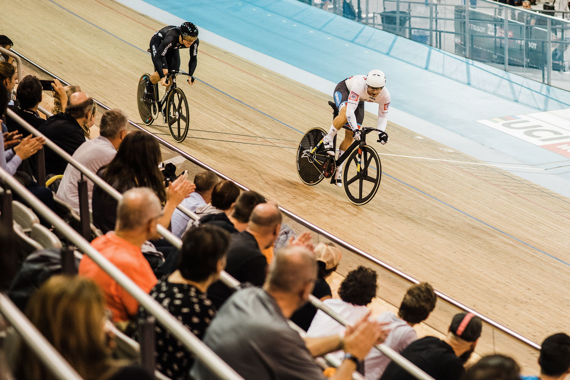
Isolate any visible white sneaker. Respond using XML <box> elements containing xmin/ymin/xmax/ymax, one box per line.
<box><xmin>323</xmin><ymin>138</ymin><xmax>335</xmax><ymax>156</ymax></box>
<box><xmin>333</xmin><ymin>178</ymin><xmax>342</xmax><ymax>187</ymax></box>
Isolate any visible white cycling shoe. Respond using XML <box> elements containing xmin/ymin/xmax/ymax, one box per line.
<box><xmin>323</xmin><ymin>138</ymin><xmax>335</xmax><ymax>156</ymax></box>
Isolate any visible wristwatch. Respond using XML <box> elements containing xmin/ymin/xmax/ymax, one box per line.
<box><xmin>343</xmin><ymin>353</ymin><xmax>360</xmax><ymax>366</ymax></box>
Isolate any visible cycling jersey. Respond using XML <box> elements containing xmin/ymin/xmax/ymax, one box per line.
<box><xmin>150</xmin><ymin>26</ymin><xmax>199</xmax><ymax>79</ymax></box>
<box><xmin>343</xmin><ymin>75</ymin><xmax>391</xmax><ymax>132</ymax></box>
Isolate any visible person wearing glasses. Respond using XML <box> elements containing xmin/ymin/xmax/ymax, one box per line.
<box><xmin>322</xmin><ymin>70</ymin><xmax>391</xmax><ymax>186</ymax></box>
<box><xmin>143</xmin><ymin>22</ymin><xmax>200</xmax><ymax>104</ymax></box>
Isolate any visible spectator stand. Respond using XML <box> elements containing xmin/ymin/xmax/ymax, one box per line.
<box><xmin>0</xmin><ymin>294</ymin><xmax>82</xmax><ymax>380</ymax></box>
<box><xmin>0</xmin><ymin>169</ymin><xmax>243</xmax><ymax>380</ymax></box>
<box><xmin>11</xmin><ymin>47</ymin><xmax>542</xmax><ymax>369</ymax></box>
<box><xmin>0</xmin><ymin>116</ymin><xmax>435</xmax><ymax>380</ymax></box>
<box><xmin>0</xmin><ymin>167</ymin><xmax>433</xmax><ymax>380</ymax></box>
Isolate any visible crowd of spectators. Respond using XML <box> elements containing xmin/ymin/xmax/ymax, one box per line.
<box><xmin>2</xmin><ymin>33</ymin><xmax>570</xmax><ymax>380</ymax></box>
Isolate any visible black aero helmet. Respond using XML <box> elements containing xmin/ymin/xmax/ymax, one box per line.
<box><xmin>180</xmin><ymin>22</ymin><xmax>198</xmax><ymax>38</ymax></box>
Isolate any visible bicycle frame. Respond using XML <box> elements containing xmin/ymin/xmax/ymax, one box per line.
<box><xmin>335</xmin><ymin>126</ymin><xmax>382</xmax><ymax>167</ymax></box>
<box><xmin>156</xmin><ymin>74</ymin><xmax>178</xmax><ymax>111</ymax></box>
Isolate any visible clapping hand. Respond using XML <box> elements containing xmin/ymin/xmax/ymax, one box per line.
<box><xmin>3</xmin><ymin>130</ymin><xmax>22</xmax><ymax>150</ymax></box>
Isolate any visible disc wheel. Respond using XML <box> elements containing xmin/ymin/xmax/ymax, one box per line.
<box><xmin>137</xmin><ymin>73</ymin><xmax>154</xmax><ymax>125</ymax></box>
<box><xmin>296</xmin><ymin>128</ymin><xmax>332</xmax><ymax>186</ymax></box>
<box><xmin>166</xmin><ymin>88</ymin><xmax>190</xmax><ymax>142</ymax></box>
<box><xmin>343</xmin><ymin>145</ymin><xmax>381</xmax><ymax>206</ymax></box>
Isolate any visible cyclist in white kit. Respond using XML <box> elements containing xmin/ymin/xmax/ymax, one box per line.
<box><xmin>322</xmin><ymin>69</ymin><xmax>390</xmax><ymax>186</ymax></box>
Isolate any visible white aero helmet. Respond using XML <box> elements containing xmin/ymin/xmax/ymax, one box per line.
<box><xmin>366</xmin><ymin>69</ymin><xmax>386</xmax><ymax>89</ymax></box>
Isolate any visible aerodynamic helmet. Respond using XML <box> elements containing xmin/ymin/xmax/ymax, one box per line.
<box><xmin>366</xmin><ymin>69</ymin><xmax>386</xmax><ymax>89</ymax></box>
<box><xmin>180</xmin><ymin>22</ymin><xmax>199</xmax><ymax>38</ymax></box>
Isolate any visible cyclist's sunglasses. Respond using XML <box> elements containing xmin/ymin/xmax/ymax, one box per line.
<box><xmin>182</xmin><ymin>35</ymin><xmax>197</xmax><ymax>42</ymax></box>
<box><xmin>368</xmin><ymin>86</ymin><xmax>384</xmax><ymax>91</ymax></box>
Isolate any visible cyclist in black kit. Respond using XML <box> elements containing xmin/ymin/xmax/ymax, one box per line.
<box><xmin>143</xmin><ymin>22</ymin><xmax>199</xmax><ymax>104</ymax></box>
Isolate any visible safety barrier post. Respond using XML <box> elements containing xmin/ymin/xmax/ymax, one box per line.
<box><xmin>37</xmin><ymin>149</ymin><xmax>46</xmax><ymax>187</ymax></box>
<box><xmin>547</xmin><ymin>18</ymin><xmax>552</xmax><ymax>85</ymax></box>
<box><xmin>465</xmin><ymin>4</ymin><xmax>471</xmax><ymax>58</ymax></box>
<box><xmin>1</xmin><ymin>188</ymin><xmax>13</xmax><ymax>232</ymax></box>
<box><xmin>77</xmin><ymin>177</ymin><xmax>90</xmax><ymax>240</ymax></box>
<box><xmin>504</xmin><ymin>12</ymin><xmax>509</xmax><ymax>71</ymax></box>
<box><xmin>61</xmin><ymin>248</ymin><xmax>77</xmax><ymax>275</ymax></box>
<box><xmin>139</xmin><ymin>316</ymin><xmax>157</xmax><ymax>375</ymax></box>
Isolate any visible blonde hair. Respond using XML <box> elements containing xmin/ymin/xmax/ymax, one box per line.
<box><xmin>15</xmin><ymin>276</ymin><xmax>117</xmax><ymax>380</ymax></box>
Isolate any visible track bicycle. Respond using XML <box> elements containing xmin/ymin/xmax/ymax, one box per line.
<box><xmin>296</xmin><ymin>102</ymin><xmax>383</xmax><ymax>206</ymax></box>
<box><xmin>137</xmin><ymin>71</ymin><xmax>190</xmax><ymax>142</ymax></box>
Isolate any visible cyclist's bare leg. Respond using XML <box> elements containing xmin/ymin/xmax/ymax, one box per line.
<box><xmin>328</xmin><ymin>106</ymin><xmax>354</xmax><ymax>186</ymax></box>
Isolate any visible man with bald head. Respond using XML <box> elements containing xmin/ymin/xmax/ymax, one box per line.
<box><xmin>39</xmin><ymin>91</ymin><xmax>96</xmax><ymax>175</ymax></box>
<box><xmin>79</xmin><ymin>188</ymin><xmax>159</xmax><ymax>323</ymax></box>
<box><xmin>207</xmin><ymin>202</ymin><xmax>281</xmax><ymax>309</ymax></box>
<box><xmin>192</xmin><ymin>247</ymin><xmax>387</xmax><ymax>380</ymax></box>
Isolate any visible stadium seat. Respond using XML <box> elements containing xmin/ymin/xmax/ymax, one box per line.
<box><xmin>30</xmin><ymin>224</ymin><xmax>62</xmax><ymax>249</ymax></box>
<box><xmin>13</xmin><ymin>222</ymin><xmax>43</xmax><ymax>254</ymax></box>
<box><xmin>12</xmin><ymin>201</ymin><xmax>39</xmax><ymax>234</ymax></box>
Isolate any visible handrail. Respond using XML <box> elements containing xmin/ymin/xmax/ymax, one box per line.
<box><xmin>6</xmin><ymin>109</ymin><xmax>197</xmax><ymax>250</ymax></box>
<box><xmin>32</xmin><ymin>105</ymin><xmax>199</xmax><ymax>224</ymax></box>
<box><xmin>308</xmin><ymin>295</ymin><xmax>434</xmax><ymax>380</ymax></box>
<box><xmin>0</xmin><ymin>293</ymin><xmax>83</xmax><ymax>380</ymax></box>
<box><xmin>0</xmin><ymin>167</ymin><xmax>244</xmax><ymax>380</ymax></box>
<box><xmin>12</xmin><ymin>49</ymin><xmax>540</xmax><ymax>349</ymax></box>
<box><xmin>0</xmin><ymin>149</ymin><xmax>432</xmax><ymax>380</ymax></box>
<box><xmin>11</xmin><ymin>49</ymin><xmax>539</xmax><ymax>368</ymax></box>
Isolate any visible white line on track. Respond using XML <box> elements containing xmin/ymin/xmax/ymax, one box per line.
<box><xmin>378</xmin><ymin>153</ymin><xmax>546</xmax><ymax>171</ymax></box>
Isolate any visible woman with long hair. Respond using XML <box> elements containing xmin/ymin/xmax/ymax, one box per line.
<box><xmin>14</xmin><ymin>275</ymin><xmax>153</xmax><ymax>380</ymax></box>
<box><xmin>92</xmin><ymin>130</ymin><xmax>193</xmax><ymax>234</ymax></box>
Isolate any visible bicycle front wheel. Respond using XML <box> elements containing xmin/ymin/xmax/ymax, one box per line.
<box><xmin>343</xmin><ymin>145</ymin><xmax>382</xmax><ymax>206</ymax></box>
<box><xmin>137</xmin><ymin>73</ymin><xmax>154</xmax><ymax>125</ymax></box>
<box><xmin>166</xmin><ymin>88</ymin><xmax>190</xmax><ymax>142</ymax></box>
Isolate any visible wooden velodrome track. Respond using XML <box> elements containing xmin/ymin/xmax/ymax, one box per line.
<box><xmin>6</xmin><ymin>0</ymin><xmax>570</xmax><ymax>369</ymax></box>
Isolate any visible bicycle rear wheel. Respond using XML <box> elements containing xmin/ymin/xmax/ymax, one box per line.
<box><xmin>296</xmin><ymin>128</ymin><xmax>331</xmax><ymax>186</ymax></box>
<box><xmin>343</xmin><ymin>145</ymin><xmax>382</xmax><ymax>206</ymax></box>
<box><xmin>166</xmin><ymin>88</ymin><xmax>190</xmax><ymax>142</ymax></box>
<box><xmin>137</xmin><ymin>73</ymin><xmax>154</xmax><ymax>125</ymax></box>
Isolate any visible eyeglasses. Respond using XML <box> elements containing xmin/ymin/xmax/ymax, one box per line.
<box><xmin>368</xmin><ymin>86</ymin><xmax>384</xmax><ymax>91</ymax></box>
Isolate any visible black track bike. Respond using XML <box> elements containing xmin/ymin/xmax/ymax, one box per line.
<box><xmin>296</xmin><ymin>102</ymin><xmax>383</xmax><ymax>206</ymax></box>
<box><xmin>137</xmin><ymin>71</ymin><xmax>190</xmax><ymax>142</ymax></box>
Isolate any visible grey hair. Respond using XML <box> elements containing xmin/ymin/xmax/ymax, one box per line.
<box><xmin>99</xmin><ymin>109</ymin><xmax>128</xmax><ymax>139</ymax></box>
<box><xmin>116</xmin><ymin>188</ymin><xmax>161</xmax><ymax>231</ymax></box>
<box><xmin>267</xmin><ymin>247</ymin><xmax>316</xmax><ymax>293</ymax></box>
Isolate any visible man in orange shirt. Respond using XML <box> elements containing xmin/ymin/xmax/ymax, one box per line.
<box><xmin>79</xmin><ymin>188</ymin><xmax>160</xmax><ymax>322</ymax></box>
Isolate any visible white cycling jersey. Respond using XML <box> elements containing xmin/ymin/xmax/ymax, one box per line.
<box><xmin>344</xmin><ymin>75</ymin><xmax>391</xmax><ymax>132</ymax></box>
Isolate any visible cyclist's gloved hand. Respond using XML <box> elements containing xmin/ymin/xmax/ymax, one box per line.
<box><xmin>378</xmin><ymin>131</ymin><xmax>389</xmax><ymax>145</ymax></box>
<box><xmin>352</xmin><ymin>128</ymin><xmax>362</xmax><ymax>141</ymax></box>
<box><xmin>187</xmin><ymin>76</ymin><xmax>195</xmax><ymax>86</ymax></box>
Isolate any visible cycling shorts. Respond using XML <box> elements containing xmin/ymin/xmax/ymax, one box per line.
<box><xmin>333</xmin><ymin>80</ymin><xmax>364</xmax><ymax>126</ymax></box>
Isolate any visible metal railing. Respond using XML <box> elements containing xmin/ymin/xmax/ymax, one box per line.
<box><xmin>13</xmin><ymin>47</ymin><xmax>542</xmax><ymax>350</ymax></box>
<box><xmin>0</xmin><ymin>294</ymin><xmax>83</xmax><ymax>380</ymax></box>
<box><xmin>9</xmin><ymin>47</ymin><xmax>542</xmax><ymax>370</ymax></box>
<box><xmin>0</xmin><ymin>167</ymin><xmax>244</xmax><ymax>380</ymax></box>
<box><xmin>4</xmin><ymin>107</ymin><xmax>434</xmax><ymax>379</ymax></box>
<box><xmin>302</xmin><ymin>0</ymin><xmax>570</xmax><ymax>90</ymax></box>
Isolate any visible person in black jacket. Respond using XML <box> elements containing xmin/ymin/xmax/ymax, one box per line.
<box><xmin>198</xmin><ymin>180</ymin><xmax>240</xmax><ymax>234</ymax></box>
<box><xmin>207</xmin><ymin>202</ymin><xmax>282</xmax><ymax>309</ymax></box>
<box><xmin>38</xmin><ymin>92</ymin><xmax>95</xmax><ymax>175</ymax></box>
<box><xmin>381</xmin><ymin>312</ymin><xmax>482</xmax><ymax>380</ymax></box>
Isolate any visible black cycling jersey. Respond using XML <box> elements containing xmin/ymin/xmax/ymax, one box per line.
<box><xmin>150</xmin><ymin>25</ymin><xmax>199</xmax><ymax>79</ymax></box>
